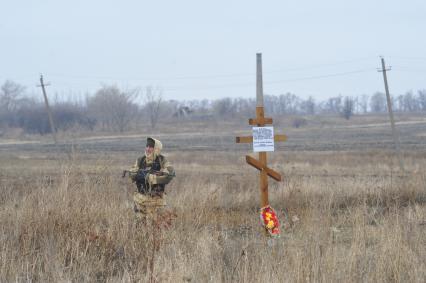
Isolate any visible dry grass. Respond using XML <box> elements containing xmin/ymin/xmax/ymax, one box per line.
<box><xmin>1</xmin><ymin>145</ymin><xmax>425</xmax><ymax>282</ymax></box>
<box><xmin>1</xmin><ymin>114</ymin><xmax>426</xmax><ymax>282</ymax></box>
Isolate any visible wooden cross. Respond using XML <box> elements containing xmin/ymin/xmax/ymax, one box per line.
<box><xmin>236</xmin><ymin>53</ymin><xmax>287</xmax><ymax>207</ymax></box>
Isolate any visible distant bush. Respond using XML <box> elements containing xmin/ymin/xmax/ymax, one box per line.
<box><xmin>292</xmin><ymin>117</ymin><xmax>307</xmax><ymax>128</ymax></box>
<box><xmin>53</xmin><ymin>103</ymin><xmax>96</xmax><ymax>131</ymax></box>
<box><xmin>16</xmin><ymin>105</ymin><xmax>51</xmax><ymax>134</ymax></box>
<box><xmin>14</xmin><ymin>102</ymin><xmax>95</xmax><ymax>134</ymax></box>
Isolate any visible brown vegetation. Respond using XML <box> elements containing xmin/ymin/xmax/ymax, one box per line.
<box><xmin>1</xmin><ymin>116</ymin><xmax>426</xmax><ymax>282</ymax></box>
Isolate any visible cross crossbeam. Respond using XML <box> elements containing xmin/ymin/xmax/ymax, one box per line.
<box><xmin>245</xmin><ymin>155</ymin><xmax>281</xmax><ymax>181</ymax></box>
<box><xmin>236</xmin><ymin>134</ymin><xmax>287</xmax><ymax>144</ymax></box>
<box><xmin>249</xmin><ymin>117</ymin><xmax>273</xmax><ymax>125</ymax></box>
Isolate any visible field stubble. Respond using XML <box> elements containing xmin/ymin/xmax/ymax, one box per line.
<box><xmin>1</xmin><ymin>115</ymin><xmax>426</xmax><ymax>282</ymax></box>
<box><xmin>0</xmin><ymin>148</ymin><xmax>425</xmax><ymax>282</ymax></box>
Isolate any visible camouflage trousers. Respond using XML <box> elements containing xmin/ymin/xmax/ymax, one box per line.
<box><xmin>133</xmin><ymin>192</ymin><xmax>166</xmax><ymax>223</ymax></box>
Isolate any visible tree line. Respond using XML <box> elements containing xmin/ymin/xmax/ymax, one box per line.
<box><xmin>1</xmin><ymin>80</ymin><xmax>426</xmax><ymax>135</ymax></box>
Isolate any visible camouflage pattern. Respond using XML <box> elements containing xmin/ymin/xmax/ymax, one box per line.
<box><xmin>133</xmin><ymin>192</ymin><xmax>166</xmax><ymax>221</ymax></box>
<box><xmin>131</xmin><ymin>138</ymin><xmax>175</xmax><ymax>186</ymax></box>
<box><xmin>129</xmin><ymin>137</ymin><xmax>174</xmax><ymax>221</ymax></box>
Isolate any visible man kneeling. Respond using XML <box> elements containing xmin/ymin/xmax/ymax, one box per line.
<box><xmin>128</xmin><ymin>137</ymin><xmax>175</xmax><ymax>222</ymax></box>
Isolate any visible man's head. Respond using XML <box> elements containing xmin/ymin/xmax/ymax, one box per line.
<box><xmin>146</xmin><ymin>137</ymin><xmax>155</xmax><ymax>148</ymax></box>
<box><xmin>145</xmin><ymin>137</ymin><xmax>163</xmax><ymax>161</ymax></box>
<box><xmin>146</xmin><ymin>137</ymin><xmax>155</xmax><ymax>155</ymax></box>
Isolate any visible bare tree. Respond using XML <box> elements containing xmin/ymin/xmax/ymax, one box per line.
<box><xmin>198</xmin><ymin>99</ymin><xmax>211</xmax><ymax>113</ymax></box>
<box><xmin>324</xmin><ymin>95</ymin><xmax>343</xmax><ymax>114</ymax></box>
<box><xmin>87</xmin><ymin>85</ymin><xmax>139</xmax><ymax>132</ymax></box>
<box><xmin>264</xmin><ymin>95</ymin><xmax>279</xmax><ymax>114</ymax></box>
<box><xmin>233</xmin><ymin>97</ymin><xmax>254</xmax><ymax>117</ymax></box>
<box><xmin>300</xmin><ymin>96</ymin><xmax>316</xmax><ymax>115</ymax></box>
<box><xmin>341</xmin><ymin>96</ymin><xmax>355</xmax><ymax>120</ymax></box>
<box><xmin>418</xmin><ymin>89</ymin><xmax>426</xmax><ymax>111</ymax></box>
<box><xmin>0</xmin><ymin>80</ymin><xmax>26</xmax><ymax>128</ymax></box>
<box><xmin>278</xmin><ymin>93</ymin><xmax>300</xmax><ymax>114</ymax></box>
<box><xmin>401</xmin><ymin>91</ymin><xmax>418</xmax><ymax>112</ymax></box>
<box><xmin>0</xmin><ymin>80</ymin><xmax>25</xmax><ymax>110</ymax></box>
<box><xmin>212</xmin><ymin>97</ymin><xmax>236</xmax><ymax>118</ymax></box>
<box><xmin>143</xmin><ymin>86</ymin><xmax>163</xmax><ymax>129</ymax></box>
<box><xmin>370</xmin><ymin>92</ymin><xmax>386</xmax><ymax>113</ymax></box>
<box><xmin>358</xmin><ymin>94</ymin><xmax>369</xmax><ymax>113</ymax></box>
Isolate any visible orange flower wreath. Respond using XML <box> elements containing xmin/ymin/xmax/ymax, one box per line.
<box><xmin>260</xmin><ymin>205</ymin><xmax>280</xmax><ymax>237</ymax></box>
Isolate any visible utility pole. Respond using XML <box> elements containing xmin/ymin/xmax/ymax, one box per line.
<box><xmin>378</xmin><ymin>57</ymin><xmax>404</xmax><ymax>171</ymax></box>
<box><xmin>38</xmin><ymin>74</ymin><xmax>57</xmax><ymax>144</ymax></box>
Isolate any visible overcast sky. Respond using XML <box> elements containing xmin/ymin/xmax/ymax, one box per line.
<box><xmin>1</xmin><ymin>0</ymin><xmax>425</xmax><ymax>101</ymax></box>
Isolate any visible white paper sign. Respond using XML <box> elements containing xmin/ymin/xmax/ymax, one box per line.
<box><xmin>253</xmin><ymin>126</ymin><xmax>274</xmax><ymax>152</ymax></box>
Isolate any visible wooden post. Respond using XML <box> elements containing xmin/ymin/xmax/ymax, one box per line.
<box><xmin>256</xmin><ymin>54</ymin><xmax>269</xmax><ymax>207</ymax></box>
<box><xmin>38</xmin><ymin>74</ymin><xmax>57</xmax><ymax>144</ymax></box>
<box><xmin>379</xmin><ymin>57</ymin><xmax>404</xmax><ymax>171</ymax></box>
<box><xmin>236</xmin><ymin>53</ymin><xmax>287</xmax><ymax>237</ymax></box>
<box><xmin>259</xmin><ymin>152</ymin><xmax>268</xmax><ymax>207</ymax></box>
<box><xmin>256</xmin><ymin>53</ymin><xmax>264</xmax><ymax>107</ymax></box>
<box><xmin>236</xmin><ymin>53</ymin><xmax>287</xmax><ymax>207</ymax></box>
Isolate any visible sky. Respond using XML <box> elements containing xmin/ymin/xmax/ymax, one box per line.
<box><xmin>1</xmin><ymin>0</ymin><xmax>425</xmax><ymax>102</ymax></box>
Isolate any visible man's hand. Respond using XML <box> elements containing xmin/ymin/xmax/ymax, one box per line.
<box><xmin>122</xmin><ymin>169</ymin><xmax>138</xmax><ymax>178</ymax></box>
<box><xmin>135</xmin><ymin>169</ymin><xmax>149</xmax><ymax>183</ymax></box>
<box><xmin>147</xmin><ymin>173</ymin><xmax>157</xmax><ymax>185</ymax></box>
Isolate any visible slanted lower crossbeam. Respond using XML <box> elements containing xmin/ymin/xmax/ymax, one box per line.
<box><xmin>246</xmin><ymin>155</ymin><xmax>281</xmax><ymax>181</ymax></box>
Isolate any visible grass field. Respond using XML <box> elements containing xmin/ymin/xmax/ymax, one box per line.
<box><xmin>1</xmin><ymin>114</ymin><xmax>425</xmax><ymax>282</ymax></box>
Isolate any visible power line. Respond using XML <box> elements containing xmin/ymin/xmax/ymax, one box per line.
<box><xmin>26</xmin><ymin>57</ymin><xmax>377</xmax><ymax>82</ymax></box>
<box><xmin>265</xmin><ymin>56</ymin><xmax>376</xmax><ymax>73</ymax></box>
<box><xmin>21</xmin><ymin>68</ymin><xmax>378</xmax><ymax>93</ymax></box>
<box><xmin>163</xmin><ymin>68</ymin><xmax>376</xmax><ymax>92</ymax></box>
<box><xmin>388</xmin><ymin>55</ymin><xmax>426</xmax><ymax>61</ymax></box>
<box><xmin>391</xmin><ymin>66</ymin><xmax>426</xmax><ymax>73</ymax></box>
<box><xmin>2</xmin><ymin>56</ymin><xmax>424</xmax><ymax>83</ymax></box>
<box><xmin>267</xmin><ymin>68</ymin><xmax>375</xmax><ymax>84</ymax></box>
<box><xmin>4</xmin><ymin>56</ymin><xmax>424</xmax><ymax>95</ymax></box>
